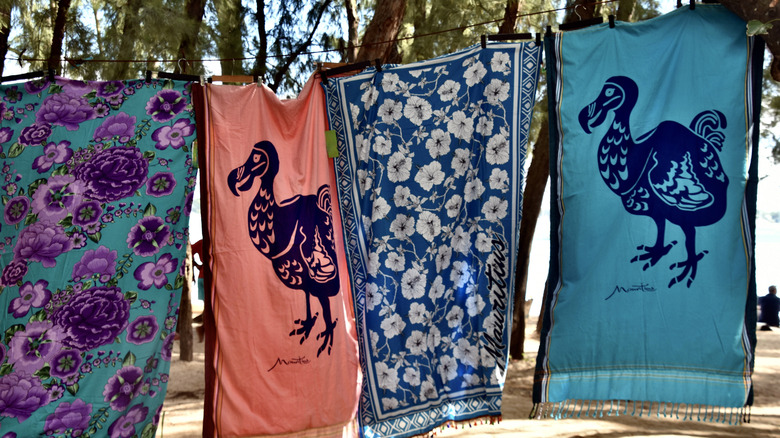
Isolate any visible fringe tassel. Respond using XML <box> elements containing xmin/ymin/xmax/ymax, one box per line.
<box><xmin>529</xmin><ymin>400</ymin><xmax>750</xmax><ymax>425</ymax></box>
<box><xmin>422</xmin><ymin>415</ymin><xmax>503</xmax><ymax>437</ymax></box>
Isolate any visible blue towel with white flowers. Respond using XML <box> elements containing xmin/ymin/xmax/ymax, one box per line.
<box><xmin>534</xmin><ymin>5</ymin><xmax>762</xmax><ymax>421</ymax></box>
<box><xmin>323</xmin><ymin>42</ymin><xmax>542</xmax><ymax>437</ymax></box>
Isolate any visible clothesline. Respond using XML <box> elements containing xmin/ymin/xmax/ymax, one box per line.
<box><xmin>5</xmin><ymin>0</ymin><xmax>618</xmax><ymax>67</ymax></box>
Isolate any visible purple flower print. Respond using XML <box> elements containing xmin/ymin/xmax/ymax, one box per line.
<box><xmin>102</xmin><ymin>366</ymin><xmax>144</xmax><ymax>411</ymax></box>
<box><xmin>4</xmin><ymin>196</ymin><xmax>30</xmax><ymax>225</ymax></box>
<box><xmin>73</xmin><ymin>147</ymin><xmax>148</xmax><ymax>202</ymax></box>
<box><xmin>49</xmin><ymin>350</ymin><xmax>83</xmax><ymax>379</ymax></box>
<box><xmin>184</xmin><ymin>191</ymin><xmax>194</xmax><ymax>216</ymax></box>
<box><xmin>107</xmin><ymin>403</ymin><xmax>148</xmax><ymax>438</ymax></box>
<box><xmin>0</xmin><ymin>260</ymin><xmax>27</xmax><ymax>286</ymax></box>
<box><xmin>24</xmin><ymin>78</ymin><xmax>50</xmax><ymax>95</ymax></box>
<box><xmin>3</xmin><ymin>86</ymin><xmax>22</xmax><ymax>103</ymax></box>
<box><xmin>0</xmin><ymin>372</ymin><xmax>51</xmax><ymax>423</ymax></box>
<box><xmin>61</xmin><ymin>80</ymin><xmax>93</xmax><ymax>98</ymax></box>
<box><xmin>126</xmin><ymin>315</ymin><xmax>159</xmax><ymax>345</ymax></box>
<box><xmin>133</xmin><ymin>253</ymin><xmax>178</xmax><ymax>290</ymax></box>
<box><xmin>72</xmin><ymin>245</ymin><xmax>118</xmax><ymax>283</ymax></box>
<box><xmin>94</xmin><ymin>112</ymin><xmax>136</xmax><ymax>144</ymax></box>
<box><xmin>166</xmin><ymin>206</ymin><xmax>181</xmax><ymax>224</ymax></box>
<box><xmin>18</xmin><ymin>123</ymin><xmax>52</xmax><ymax>146</ymax></box>
<box><xmin>96</xmin><ymin>80</ymin><xmax>125</xmax><ymax>98</ymax></box>
<box><xmin>36</xmin><ymin>93</ymin><xmax>96</xmax><ymax>131</ymax></box>
<box><xmin>145</xmin><ymin>89</ymin><xmax>186</xmax><ymax>122</ymax></box>
<box><xmin>31</xmin><ymin>175</ymin><xmax>85</xmax><ymax>223</ymax></box>
<box><xmin>8</xmin><ymin>321</ymin><xmax>64</xmax><ymax>374</ymax></box>
<box><xmin>71</xmin><ymin>232</ymin><xmax>88</xmax><ymax>249</ymax></box>
<box><xmin>146</xmin><ymin>172</ymin><xmax>176</xmax><ymax>197</ymax></box>
<box><xmin>51</xmin><ymin>286</ymin><xmax>129</xmax><ymax>351</ymax></box>
<box><xmin>126</xmin><ymin>216</ymin><xmax>170</xmax><ymax>257</ymax></box>
<box><xmin>14</xmin><ymin>222</ymin><xmax>72</xmax><ymax>267</ymax></box>
<box><xmin>8</xmin><ymin>279</ymin><xmax>51</xmax><ymax>318</ymax></box>
<box><xmin>151</xmin><ymin>118</ymin><xmax>194</xmax><ymax>149</ymax></box>
<box><xmin>161</xmin><ymin>332</ymin><xmax>175</xmax><ymax>361</ymax></box>
<box><xmin>72</xmin><ymin>200</ymin><xmax>103</xmax><ymax>227</ymax></box>
<box><xmin>44</xmin><ymin>399</ymin><xmax>92</xmax><ymax>436</ymax></box>
<box><xmin>0</xmin><ymin>127</ymin><xmax>13</xmax><ymax>143</ymax></box>
<box><xmin>95</xmin><ymin>102</ymin><xmax>110</xmax><ymax>118</ymax></box>
<box><xmin>32</xmin><ymin>140</ymin><xmax>73</xmax><ymax>173</ymax></box>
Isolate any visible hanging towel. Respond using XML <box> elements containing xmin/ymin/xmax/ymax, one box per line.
<box><xmin>323</xmin><ymin>42</ymin><xmax>542</xmax><ymax>437</ymax></box>
<box><xmin>534</xmin><ymin>5</ymin><xmax>763</xmax><ymax>421</ymax></box>
<box><xmin>0</xmin><ymin>77</ymin><xmax>197</xmax><ymax>436</ymax></box>
<box><xmin>197</xmin><ymin>76</ymin><xmax>361</xmax><ymax>437</ymax></box>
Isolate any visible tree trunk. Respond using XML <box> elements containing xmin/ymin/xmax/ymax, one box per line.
<box><xmin>0</xmin><ymin>3</ymin><xmax>12</xmax><ymax>77</ymax></box>
<box><xmin>508</xmin><ymin>0</ymin><xmax>598</xmax><ymax>359</ymax></box>
<box><xmin>498</xmin><ymin>0</ymin><xmax>524</xmax><ymax>34</ymax></box>
<box><xmin>109</xmin><ymin>0</ymin><xmax>143</xmax><ymax>79</ymax></box>
<box><xmin>176</xmin><ymin>0</ymin><xmax>207</xmax><ymax>74</ymax></box>
<box><xmin>252</xmin><ymin>0</ymin><xmax>267</xmax><ymax>78</ymax></box>
<box><xmin>615</xmin><ymin>0</ymin><xmax>636</xmax><ymax>21</ymax></box>
<box><xmin>178</xmin><ymin>242</ymin><xmax>194</xmax><ymax>361</ymax></box>
<box><xmin>719</xmin><ymin>0</ymin><xmax>780</xmax><ymax>80</ymax></box>
<box><xmin>344</xmin><ymin>0</ymin><xmax>358</xmax><ymax>63</ymax></box>
<box><xmin>214</xmin><ymin>0</ymin><xmax>245</xmax><ymax>75</ymax></box>
<box><xmin>355</xmin><ymin>0</ymin><xmax>406</xmax><ymax>63</ymax></box>
<box><xmin>48</xmin><ymin>0</ymin><xmax>71</xmax><ymax>74</ymax></box>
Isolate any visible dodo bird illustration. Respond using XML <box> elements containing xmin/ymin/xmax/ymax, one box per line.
<box><xmin>578</xmin><ymin>76</ymin><xmax>729</xmax><ymax>288</ymax></box>
<box><xmin>228</xmin><ymin>140</ymin><xmax>340</xmax><ymax>356</ymax></box>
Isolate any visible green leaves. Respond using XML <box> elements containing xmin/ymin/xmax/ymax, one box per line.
<box><xmin>747</xmin><ymin>19</ymin><xmax>774</xmax><ymax>36</ymax></box>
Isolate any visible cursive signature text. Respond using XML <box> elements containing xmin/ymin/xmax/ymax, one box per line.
<box><xmin>267</xmin><ymin>356</ymin><xmax>311</xmax><ymax>372</ymax></box>
<box><xmin>604</xmin><ymin>283</ymin><xmax>656</xmax><ymax>301</ymax></box>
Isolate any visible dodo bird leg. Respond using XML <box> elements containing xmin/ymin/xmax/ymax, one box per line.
<box><xmin>668</xmin><ymin>224</ymin><xmax>707</xmax><ymax>288</ymax></box>
<box><xmin>315</xmin><ymin>295</ymin><xmax>338</xmax><ymax>357</ymax></box>
<box><xmin>290</xmin><ymin>290</ymin><xmax>319</xmax><ymax>343</ymax></box>
<box><xmin>630</xmin><ymin>216</ymin><xmax>677</xmax><ymax>270</ymax></box>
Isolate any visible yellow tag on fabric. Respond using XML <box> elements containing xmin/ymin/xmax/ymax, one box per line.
<box><xmin>325</xmin><ymin>130</ymin><xmax>339</xmax><ymax>158</ymax></box>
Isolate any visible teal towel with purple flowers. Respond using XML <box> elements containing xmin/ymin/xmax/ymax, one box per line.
<box><xmin>0</xmin><ymin>77</ymin><xmax>197</xmax><ymax>436</ymax></box>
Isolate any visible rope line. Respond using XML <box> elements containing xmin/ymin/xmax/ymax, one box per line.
<box><xmin>6</xmin><ymin>0</ymin><xmax>617</xmax><ymax>66</ymax></box>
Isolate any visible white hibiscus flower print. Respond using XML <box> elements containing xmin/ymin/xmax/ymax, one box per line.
<box><xmin>475</xmin><ymin>232</ymin><xmax>492</xmax><ymax>252</ymax></box>
<box><xmin>475</xmin><ymin>115</ymin><xmax>494</xmax><ymax>137</ymax></box>
<box><xmin>409</xmin><ymin>302</ymin><xmax>429</xmax><ymax>325</ymax></box>
<box><xmin>490</xmin><ymin>51</ymin><xmax>511</xmax><ymax>74</ymax></box>
<box><xmin>451</xmin><ymin>148</ymin><xmax>471</xmax><ymax>177</ymax></box>
<box><xmin>382</xmin><ymin>397</ymin><xmax>399</xmax><ymax>410</ymax></box>
<box><xmin>390</xmin><ymin>213</ymin><xmax>416</xmax><ymax>240</ymax></box>
<box><xmin>378</xmin><ymin>99</ymin><xmax>403</xmax><ymax>124</ymax></box>
<box><xmin>371</xmin><ymin>197</ymin><xmax>390</xmax><ymax>222</ymax></box>
<box><xmin>451</xmin><ymin>225</ymin><xmax>471</xmax><ymax>255</ymax></box>
<box><xmin>484</xmin><ymin>79</ymin><xmax>510</xmax><ymax>105</ymax></box>
<box><xmin>489</xmin><ymin>168</ymin><xmax>509</xmax><ymax>191</ymax></box>
<box><xmin>464</xmin><ymin>60</ymin><xmax>487</xmax><ymax>87</ymax></box>
<box><xmin>404</xmin><ymin>367</ymin><xmax>421</xmax><ymax>387</ymax></box>
<box><xmin>427</xmin><ymin>326</ymin><xmax>442</xmax><ymax>350</ymax></box>
<box><xmin>381</xmin><ymin>313</ymin><xmax>406</xmax><ymax>339</ymax></box>
<box><xmin>482</xmin><ymin>196</ymin><xmax>508</xmax><ymax>222</ymax></box>
<box><xmin>385</xmin><ymin>251</ymin><xmax>406</xmax><ymax>272</ymax></box>
<box><xmin>420</xmin><ymin>376</ymin><xmax>438</xmax><ymax>401</ymax></box>
<box><xmin>376</xmin><ymin>361</ymin><xmax>400</xmax><ymax>391</ymax></box>
<box><xmin>401</xmin><ymin>267</ymin><xmax>426</xmax><ymax>299</ymax></box>
<box><xmin>381</xmin><ymin>72</ymin><xmax>401</xmax><ymax>93</ymax></box>
<box><xmin>446</xmin><ymin>305</ymin><xmax>464</xmax><ymax>328</ymax></box>
<box><xmin>367</xmin><ymin>251</ymin><xmax>380</xmax><ymax>277</ymax></box>
<box><xmin>486</xmin><ymin>133</ymin><xmax>510</xmax><ymax>164</ymax></box>
<box><xmin>370</xmin><ymin>330</ymin><xmax>380</xmax><ymax>350</ymax></box>
<box><xmin>366</xmin><ymin>283</ymin><xmax>383</xmax><ymax>311</ymax></box>
<box><xmin>357</xmin><ymin>169</ymin><xmax>373</xmax><ymax>195</ymax></box>
<box><xmin>404</xmin><ymin>96</ymin><xmax>433</xmax><ymax>125</ymax></box>
<box><xmin>350</xmin><ymin>103</ymin><xmax>361</xmax><ymax>125</ymax></box>
<box><xmin>416</xmin><ymin>211</ymin><xmax>441</xmax><ymax>242</ymax></box>
<box><xmin>361</xmin><ymin>85</ymin><xmax>379</xmax><ymax>109</ymax></box>
<box><xmin>425</xmin><ymin>129</ymin><xmax>451</xmax><ymax>159</ymax></box>
<box><xmin>445</xmin><ymin>194</ymin><xmax>463</xmax><ymax>218</ymax></box>
<box><xmin>437</xmin><ymin>79</ymin><xmax>461</xmax><ymax>102</ymax></box>
<box><xmin>355</xmin><ymin>134</ymin><xmax>370</xmax><ymax>162</ymax></box>
<box><xmin>482</xmin><ymin>312</ymin><xmax>499</xmax><ymax>334</ymax></box>
<box><xmin>466</xmin><ymin>294</ymin><xmax>485</xmax><ymax>317</ymax></box>
<box><xmin>479</xmin><ymin>344</ymin><xmax>497</xmax><ymax>368</ymax></box>
<box><xmin>406</xmin><ymin>330</ymin><xmax>428</xmax><ymax>356</ymax></box>
<box><xmin>450</xmin><ymin>260</ymin><xmax>471</xmax><ymax>289</ymax></box>
<box><xmin>453</xmin><ymin>338</ymin><xmax>480</xmax><ymax>368</ymax></box>
<box><xmin>438</xmin><ymin>355</ymin><xmax>459</xmax><ymax>383</ymax></box>
<box><xmin>435</xmin><ymin>245</ymin><xmax>452</xmax><ymax>273</ymax></box>
<box><xmin>373</xmin><ymin>135</ymin><xmax>392</xmax><ymax>155</ymax></box>
<box><xmin>463</xmin><ymin>178</ymin><xmax>485</xmax><ymax>203</ymax></box>
<box><xmin>447</xmin><ymin>110</ymin><xmax>474</xmax><ymax>141</ymax></box>
<box><xmin>393</xmin><ymin>185</ymin><xmax>411</xmax><ymax>208</ymax></box>
<box><xmin>387</xmin><ymin>151</ymin><xmax>412</xmax><ymax>182</ymax></box>
<box><xmin>415</xmin><ymin>161</ymin><xmax>445</xmax><ymax>191</ymax></box>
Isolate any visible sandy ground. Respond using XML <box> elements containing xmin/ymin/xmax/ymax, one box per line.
<box><xmin>158</xmin><ymin>319</ymin><xmax>780</xmax><ymax>437</ymax></box>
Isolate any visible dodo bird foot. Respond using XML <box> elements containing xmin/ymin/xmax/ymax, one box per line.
<box><xmin>315</xmin><ymin>318</ymin><xmax>339</xmax><ymax>357</ymax></box>
<box><xmin>289</xmin><ymin>312</ymin><xmax>319</xmax><ymax>344</ymax></box>
<box><xmin>630</xmin><ymin>240</ymin><xmax>677</xmax><ymax>270</ymax></box>
<box><xmin>668</xmin><ymin>250</ymin><xmax>708</xmax><ymax>288</ymax></box>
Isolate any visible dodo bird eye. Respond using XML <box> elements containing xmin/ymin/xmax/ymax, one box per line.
<box><xmin>605</xmin><ymin>88</ymin><xmax>615</xmax><ymax>97</ymax></box>
<box><xmin>253</xmin><ymin>154</ymin><xmax>261</xmax><ymax>163</ymax></box>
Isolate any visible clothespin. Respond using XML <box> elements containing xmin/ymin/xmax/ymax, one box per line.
<box><xmin>47</xmin><ymin>68</ymin><xmax>55</xmax><ymax>81</ymax></box>
<box><xmin>609</xmin><ymin>15</ymin><xmax>615</xmax><ymax>28</ymax></box>
<box><xmin>374</xmin><ymin>59</ymin><xmax>382</xmax><ymax>72</ymax></box>
<box><xmin>689</xmin><ymin>0</ymin><xmax>695</xmax><ymax>9</ymax></box>
<box><xmin>481</xmin><ymin>35</ymin><xmax>487</xmax><ymax>49</ymax></box>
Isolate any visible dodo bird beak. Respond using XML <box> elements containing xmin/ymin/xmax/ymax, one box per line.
<box><xmin>578</xmin><ymin>102</ymin><xmax>598</xmax><ymax>134</ymax></box>
<box><xmin>227</xmin><ymin>164</ymin><xmax>251</xmax><ymax>196</ymax></box>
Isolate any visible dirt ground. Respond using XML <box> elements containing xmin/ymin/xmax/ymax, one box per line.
<box><xmin>158</xmin><ymin>319</ymin><xmax>780</xmax><ymax>437</ymax></box>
